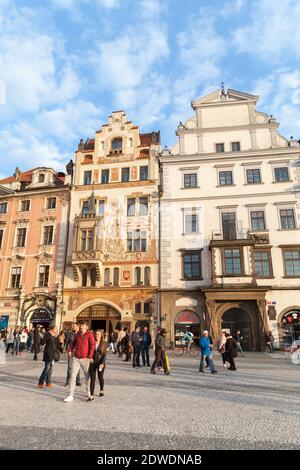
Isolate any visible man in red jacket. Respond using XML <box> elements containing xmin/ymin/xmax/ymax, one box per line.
<box><xmin>64</xmin><ymin>320</ymin><xmax>95</xmax><ymax>403</ymax></box>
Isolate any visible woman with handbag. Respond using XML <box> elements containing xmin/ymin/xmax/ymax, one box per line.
<box><xmin>88</xmin><ymin>330</ymin><xmax>107</xmax><ymax>401</ymax></box>
<box><xmin>38</xmin><ymin>325</ymin><xmax>60</xmax><ymax>388</ymax></box>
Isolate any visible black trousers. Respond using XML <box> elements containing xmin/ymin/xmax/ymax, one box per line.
<box><xmin>133</xmin><ymin>345</ymin><xmax>141</xmax><ymax>367</ymax></box>
<box><xmin>89</xmin><ymin>362</ymin><xmax>105</xmax><ymax>395</ymax></box>
<box><xmin>141</xmin><ymin>346</ymin><xmax>150</xmax><ymax>366</ymax></box>
<box><xmin>6</xmin><ymin>343</ymin><xmax>13</xmax><ymax>353</ymax></box>
<box><xmin>224</xmin><ymin>354</ymin><xmax>236</xmax><ymax>370</ymax></box>
<box><xmin>117</xmin><ymin>342</ymin><xmax>123</xmax><ymax>357</ymax></box>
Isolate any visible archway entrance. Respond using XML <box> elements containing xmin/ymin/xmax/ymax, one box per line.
<box><xmin>30</xmin><ymin>308</ymin><xmax>52</xmax><ymax>328</ymax></box>
<box><xmin>281</xmin><ymin>309</ymin><xmax>300</xmax><ymax>347</ymax></box>
<box><xmin>174</xmin><ymin>310</ymin><xmax>200</xmax><ymax>346</ymax></box>
<box><xmin>77</xmin><ymin>304</ymin><xmax>121</xmax><ymax>334</ymax></box>
<box><xmin>221</xmin><ymin>308</ymin><xmax>252</xmax><ymax>350</ymax></box>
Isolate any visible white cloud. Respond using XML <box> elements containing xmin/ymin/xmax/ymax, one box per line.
<box><xmin>52</xmin><ymin>0</ymin><xmax>119</xmax><ymax>9</ymax></box>
<box><xmin>233</xmin><ymin>0</ymin><xmax>300</xmax><ymax>62</ymax></box>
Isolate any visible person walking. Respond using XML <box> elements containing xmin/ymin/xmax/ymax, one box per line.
<box><xmin>12</xmin><ymin>326</ymin><xmax>21</xmax><ymax>355</ymax></box>
<box><xmin>141</xmin><ymin>326</ymin><xmax>152</xmax><ymax>367</ymax></box>
<box><xmin>199</xmin><ymin>330</ymin><xmax>217</xmax><ymax>374</ymax></box>
<box><xmin>117</xmin><ymin>326</ymin><xmax>126</xmax><ymax>358</ymax></box>
<box><xmin>218</xmin><ymin>330</ymin><xmax>227</xmax><ymax>368</ymax></box>
<box><xmin>37</xmin><ymin>325</ymin><xmax>60</xmax><ymax>388</ymax></box>
<box><xmin>131</xmin><ymin>325</ymin><xmax>141</xmax><ymax>368</ymax></box>
<box><xmin>88</xmin><ymin>330</ymin><xmax>107</xmax><ymax>401</ymax></box>
<box><xmin>33</xmin><ymin>325</ymin><xmax>41</xmax><ymax>360</ymax></box>
<box><xmin>107</xmin><ymin>331</ymin><xmax>116</xmax><ymax>353</ymax></box>
<box><xmin>65</xmin><ymin>322</ymin><xmax>81</xmax><ymax>387</ymax></box>
<box><xmin>19</xmin><ymin>328</ymin><xmax>28</xmax><ymax>353</ymax></box>
<box><xmin>122</xmin><ymin>327</ymin><xmax>132</xmax><ymax>362</ymax></box>
<box><xmin>64</xmin><ymin>320</ymin><xmax>95</xmax><ymax>403</ymax></box>
<box><xmin>5</xmin><ymin>329</ymin><xmax>14</xmax><ymax>354</ymax></box>
<box><xmin>151</xmin><ymin>328</ymin><xmax>169</xmax><ymax>375</ymax></box>
<box><xmin>224</xmin><ymin>333</ymin><xmax>238</xmax><ymax>371</ymax></box>
<box><xmin>26</xmin><ymin>328</ymin><xmax>33</xmax><ymax>352</ymax></box>
<box><xmin>234</xmin><ymin>330</ymin><xmax>245</xmax><ymax>357</ymax></box>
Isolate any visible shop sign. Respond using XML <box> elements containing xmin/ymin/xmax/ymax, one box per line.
<box><xmin>0</xmin><ymin>315</ymin><xmax>9</xmax><ymax>329</ymax></box>
<box><xmin>176</xmin><ymin>311</ymin><xmax>199</xmax><ymax>324</ymax></box>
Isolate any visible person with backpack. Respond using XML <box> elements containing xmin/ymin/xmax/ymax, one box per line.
<box><xmin>37</xmin><ymin>325</ymin><xmax>60</xmax><ymax>388</ymax></box>
<box><xmin>224</xmin><ymin>332</ymin><xmax>238</xmax><ymax>371</ymax></box>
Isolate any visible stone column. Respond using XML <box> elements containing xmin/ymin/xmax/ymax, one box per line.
<box><xmin>256</xmin><ymin>299</ymin><xmax>269</xmax><ymax>350</ymax></box>
<box><xmin>179</xmin><ymin>134</ymin><xmax>185</xmax><ymax>154</ymax></box>
<box><xmin>197</xmin><ymin>133</ymin><xmax>204</xmax><ymax>153</ymax></box>
<box><xmin>249</xmin><ymin>129</ymin><xmax>258</xmax><ymax>149</ymax></box>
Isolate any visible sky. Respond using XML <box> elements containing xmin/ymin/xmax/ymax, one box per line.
<box><xmin>0</xmin><ymin>0</ymin><xmax>300</xmax><ymax>177</ymax></box>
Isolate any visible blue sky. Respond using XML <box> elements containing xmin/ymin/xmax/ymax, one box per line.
<box><xmin>0</xmin><ymin>0</ymin><xmax>300</xmax><ymax>177</ymax></box>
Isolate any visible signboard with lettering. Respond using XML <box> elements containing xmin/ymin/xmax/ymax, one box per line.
<box><xmin>0</xmin><ymin>315</ymin><xmax>9</xmax><ymax>329</ymax></box>
<box><xmin>175</xmin><ymin>311</ymin><xmax>200</xmax><ymax>325</ymax></box>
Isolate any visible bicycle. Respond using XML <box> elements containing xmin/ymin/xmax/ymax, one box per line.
<box><xmin>174</xmin><ymin>341</ymin><xmax>200</xmax><ymax>357</ymax></box>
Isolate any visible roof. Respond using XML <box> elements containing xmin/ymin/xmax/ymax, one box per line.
<box><xmin>140</xmin><ymin>131</ymin><xmax>160</xmax><ymax>146</ymax></box>
<box><xmin>0</xmin><ymin>168</ymin><xmax>65</xmax><ymax>187</ymax></box>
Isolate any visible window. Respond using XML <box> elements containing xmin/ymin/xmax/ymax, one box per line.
<box><xmin>222</xmin><ymin>212</ymin><xmax>236</xmax><ymax>240</ymax></box>
<box><xmin>81</xmin><ymin>230</ymin><xmax>93</xmax><ymax>251</ymax></box>
<box><xmin>283</xmin><ymin>250</ymin><xmax>300</xmax><ymax>277</ymax></box>
<box><xmin>20</xmin><ymin>200</ymin><xmax>30</xmax><ymax>212</ymax></box>
<box><xmin>231</xmin><ymin>142</ymin><xmax>241</xmax><ymax>152</ymax></box>
<box><xmin>127</xmin><ymin>230</ymin><xmax>147</xmax><ymax>252</ymax></box>
<box><xmin>82</xmin><ymin>269</ymin><xmax>88</xmax><ymax>287</ymax></box>
<box><xmin>185</xmin><ymin>214</ymin><xmax>198</xmax><ymax>234</ymax></box>
<box><xmin>82</xmin><ymin>201</ymin><xmax>89</xmax><ymax>215</ymax></box>
<box><xmin>184</xmin><ymin>173</ymin><xmax>197</xmax><ymax>188</ymax></box>
<box><xmin>140</xmin><ymin>166</ymin><xmax>148</xmax><ymax>181</ymax></box>
<box><xmin>129</xmin><ymin>137</ymin><xmax>133</xmax><ymax>148</ymax></box>
<box><xmin>224</xmin><ymin>249</ymin><xmax>242</xmax><ymax>276</ymax></box>
<box><xmin>38</xmin><ymin>265</ymin><xmax>49</xmax><ymax>287</ymax></box>
<box><xmin>46</xmin><ymin>197</ymin><xmax>56</xmax><ymax>209</ymax></box>
<box><xmin>254</xmin><ymin>251</ymin><xmax>272</xmax><ymax>277</ymax></box>
<box><xmin>134</xmin><ymin>267</ymin><xmax>142</xmax><ymax>285</ymax></box>
<box><xmin>83</xmin><ymin>171</ymin><xmax>92</xmax><ymax>185</ymax></box>
<box><xmin>43</xmin><ymin>225</ymin><xmax>54</xmax><ymax>245</ymax></box>
<box><xmin>246</xmin><ymin>169</ymin><xmax>261</xmax><ymax>184</ymax></box>
<box><xmin>135</xmin><ymin>302</ymin><xmax>142</xmax><ymax>314</ymax></box>
<box><xmin>183</xmin><ymin>251</ymin><xmax>202</xmax><ymax>280</ymax></box>
<box><xmin>144</xmin><ymin>302</ymin><xmax>150</xmax><ymax>314</ymax></box>
<box><xmin>101</xmin><ymin>169</ymin><xmax>109</xmax><ymax>184</ymax></box>
<box><xmin>104</xmin><ymin>268</ymin><xmax>110</xmax><ymax>286</ymax></box>
<box><xmin>38</xmin><ymin>174</ymin><xmax>45</xmax><ymax>183</ymax></box>
<box><xmin>127</xmin><ymin>198</ymin><xmax>136</xmax><ymax>216</ymax></box>
<box><xmin>90</xmin><ymin>269</ymin><xmax>96</xmax><ymax>287</ymax></box>
<box><xmin>274</xmin><ymin>167</ymin><xmax>289</xmax><ymax>182</ymax></box>
<box><xmin>16</xmin><ymin>228</ymin><xmax>26</xmax><ymax>247</ymax></box>
<box><xmin>0</xmin><ymin>202</ymin><xmax>8</xmax><ymax>214</ymax></box>
<box><xmin>215</xmin><ymin>143</ymin><xmax>225</xmax><ymax>153</ymax></box>
<box><xmin>111</xmin><ymin>138</ymin><xmax>122</xmax><ymax>151</ymax></box>
<box><xmin>250</xmin><ymin>211</ymin><xmax>266</xmax><ymax>231</ymax></box>
<box><xmin>11</xmin><ymin>267</ymin><xmax>21</xmax><ymax>288</ymax></box>
<box><xmin>113</xmin><ymin>268</ymin><xmax>119</xmax><ymax>286</ymax></box>
<box><xmin>139</xmin><ymin>197</ymin><xmax>148</xmax><ymax>216</ymax></box>
<box><xmin>144</xmin><ymin>267</ymin><xmax>151</xmax><ymax>286</ymax></box>
<box><xmin>0</xmin><ymin>229</ymin><xmax>3</xmax><ymax>249</ymax></box>
<box><xmin>121</xmin><ymin>167</ymin><xmax>130</xmax><ymax>182</ymax></box>
<box><xmin>280</xmin><ymin>209</ymin><xmax>296</xmax><ymax>229</ymax></box>
<box><xmin>98</xmin><ymin>200</ymin><xmax>105</xmax><ymax>216</ymax></box>
<box><xmin>219</xmin><ymin>171</ymin><xmax>233</xmax><ymax>186</ymax></box>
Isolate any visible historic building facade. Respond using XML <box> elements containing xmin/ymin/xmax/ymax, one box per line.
<box><xmin>62</xmin><ymin>111</ymin><xmax>160</xmax><ymax>334</ymax></box>
<box><xmin>0</xmin><ymin>167</ymin><xmax>70</xmax><ymax>329</ymax></box>
<box><xmin>159</xmin><ymin>88</ymin><xmax>300</xmax><ymax>350</ymax></box>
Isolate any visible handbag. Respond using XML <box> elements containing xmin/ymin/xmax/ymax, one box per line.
<box><xmin>165</xmin><ymin>354</ymin><xmax>170</xmax><ymax>371</ymax></box>
<box><xmin>53</xmin><ymin>349</ymin><xmax>61</xmax><ymax>362</ymax></box>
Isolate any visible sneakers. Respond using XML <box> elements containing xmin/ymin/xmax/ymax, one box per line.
<box><xmin>99</xmin><ymin>391</ymin><xmax>104</xmax><ymax>397</ymax></box>
<box><xmin>223</xmin><ymin>364</ymin><xmax>227</xmax><ymax>368</ymax></box>
<box><xmin>63</xmin><ymin>395</ymin><xmax>74</xmax><ymax>403</ymax></box>
<box><xmin>87</xmin><ymin>396</ymin><xmax>94</xmax><ymax>402</ymax></box>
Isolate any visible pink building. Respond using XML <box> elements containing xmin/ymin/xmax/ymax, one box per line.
<box><xmin>0</xmin><ymin>167</ymin><xmax>71</xmax><ymax>329</ymax></box>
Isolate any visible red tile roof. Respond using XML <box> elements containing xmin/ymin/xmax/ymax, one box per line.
<box><xmin>0</xmin><ymin>169</ymin><xmax>33</xmax><ymax>184</ymax></box>
<box><xmin>140</xmin><ymin>131</ymin><xmax>160</xmax><ymax>146</ymax></box>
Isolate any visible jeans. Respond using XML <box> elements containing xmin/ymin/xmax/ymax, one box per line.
<box><xmin>66</xmin><ymin>354</ymin><xmax>81</xmax><ymax>385</ymax></box>
<box><xmin>268</xmin><ymin>342</ymin><xmax>275</xmax><ymax>354</ymax></box>
<box><xmin>12</xmin><ymin>338</ymin><xmax>20</xmax><ymax>355</ymax></box>
<box><xmin>133</xmin><ymin>345</ymin><xmax>141</xmax><ymax>367</ymax></box>
<box><xmin>141</xmin><ymin>346</ymin><xmax>150</xmax><ymax>366</ymax></box>
<box><xmin>39</xmin><ymin>361</ymin><xmax>53</xmax><ymax>385</ymax></box>
<box><xmin>199</xmin><ymin>354</ymin><xmax>216</xmax><ymax>372</ymax></box>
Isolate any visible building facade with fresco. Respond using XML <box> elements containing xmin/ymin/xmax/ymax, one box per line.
<box><xmin>159</xmin><ymin>88</ymin><xmax>300</xmax><ymax>350</ymax></box>
<box><xmin>0</xmin><ymin>167</ymin><xmax>70</xmax><ymax>330</ymax></box>
<box><xmin>62</xmin><ymin>111</ymin><xmax>160</xmax><ymax>335</ymax></box>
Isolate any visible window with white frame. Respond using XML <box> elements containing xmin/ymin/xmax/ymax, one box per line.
<box><xmin>11</xmin><ymin>267</ymin><xmax>22</xmax><ymax>288</ymax></box>
<box><xmin>231</xmin><ymin>142</ymin><xmax>240</xmax><ymax>152</ymax></box>
<box><xmin>38</xmin><ymin>265</ymin><xmax>49</xmax><ymax>287</ymax></box>
<box><xmin>250</xmin><ymin>210</ymin><xmax>266</xmax><ymax>231</ymax></box>
<box><xmin>98</xmin><ymin>199</ymin><xmax>105</xmax><ymax>216</ymax></box>
<box><xmin>215</xmin><ymin>143</ymin><xmax>225</xmax><ymax>153</ymax></box>
<box><xmin>280</xmin><ymin>208</ymin><xmax>296</xmax><ymax>229</ymax></box>
<box><xmin>246</xmin><ymin>168</ymin><xmax>261</xmax><ymax>184</ymax></box>
<box><xmin>46</xmin><ymin>197</ymin><xmax>56</xmax><ymax>209</ymax></box>
<box><xmin>274</xmin><ymin>166</ymin><xmax>289</xmax><ymax>182</ymax></box>
<box><xmin>127</xmin><ymin>230</ymin><xmax>147</xmax><ymax>252</ymax></box>
<box><xmin>43</xmin><ymin>225</ymin><xmax>54</xmax><ymax>245</ymax></box>
<box><xmin>0</xmin><ymin>202</ymin><xmax>8</xmax><ymax>214</ymax></box>
<box><xmin>183</xmin><ymin>208</ymin><xmax>200</xmax><ymax>235</ymax></box>
<box><xmin>219</xmin><ymin>170</ymin><xmax>233</xmax><ymax>186</ymax></box>
<box><xmin>183</xmin><ymin>173</ymin><xmax>198</xmax><ymax>188</ymax></box>
<box><xmin>20</xmin><ymin>200</ymin><xmax>30</xmax><ymax>212</ymax></box>
<box><xmin>16</xmin><ymin>227</ymin><xmax>27</xmax><ymax>247</ymax></box>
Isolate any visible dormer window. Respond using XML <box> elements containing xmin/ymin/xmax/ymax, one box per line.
<box><xmin>38</xmin><ymin>174</ymin><xmax>45</xmax><ymax>183</ymax></box>
<box><xmin>111</xmin><ymin>138</ymin><xmax>122</xmax><ymax>152</ymax></box>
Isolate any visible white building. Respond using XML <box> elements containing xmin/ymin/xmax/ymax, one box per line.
<box><xmin>159</xmin><ymin>88</ymin><xmax>300</xmax><ymax>350</ymax></box>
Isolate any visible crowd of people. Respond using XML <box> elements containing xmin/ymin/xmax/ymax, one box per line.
<box><xmin>1</xmin><ymin>321</ymin><xmax>281</xmax><ymax>403</ymax></box>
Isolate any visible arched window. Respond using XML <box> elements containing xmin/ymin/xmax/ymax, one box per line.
<box><xmin>134</xmin><ymin>267</ymin><xmax>141</xmax><ymax>286</ymax></box>
<box><xmin>90</xmin><ymin>268</ymin><xmax>96</xmax><ymax>287</ymax></box>
<box><xmin>111</xmin><ymin>138</ymin><xmax>122</xmax><ymax>151</ymax></box>
<box><xmin>82</xmin><ymin>269</ymin><xmax>88</xmax><ymax>287</ymax></box>
<box><xmin>144</xmin><ymin>267</ymin><xmax>151</xmax><ymax>286</ymax></box>
<box><xmin>104</xmin><ymin>268</ymin><xmax>110</xmax><ymax>286</ymax></box>
<box><xmin>113</xmin><ymin>267</ymin><xmax>120</xmax><ymax>286</ymax></box>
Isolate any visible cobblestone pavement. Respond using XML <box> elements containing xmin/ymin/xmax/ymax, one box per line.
<box><xmin>0</xmin><ymin>351</ymin><xmax>299</xmax><ymax>450</ymax></box>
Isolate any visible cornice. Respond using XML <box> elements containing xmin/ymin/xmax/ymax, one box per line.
<box><xmin>176</xmin><ymin>122</ymin><xmax>279</xmax><ymax>136</ymax></box>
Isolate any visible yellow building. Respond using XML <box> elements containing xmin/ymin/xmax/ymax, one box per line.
<box><xmin>63</xmin><ymin>111</ymin><xmax>160</xmax><ymax>335</ymax></box>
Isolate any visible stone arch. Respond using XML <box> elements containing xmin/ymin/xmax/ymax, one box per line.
<box><xmin>73</xmin><ymin>298</ymin><xmax>123</xmax><ymax>319</ymax></box>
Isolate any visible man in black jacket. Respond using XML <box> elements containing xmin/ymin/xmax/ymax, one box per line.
<box><xmin>141</xmin><ymin>326</ymin><xmax>152</xmax><ymax>366</ymax></box>
<box><xmin>37</xmin><ymin>326</ymin><xmax>60</xmax><ymax>387</ymax></box>
<box><xmin>131</xmin><ymin>325</ymin><xmax>141</xmax><ymax>368</ymax></box>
